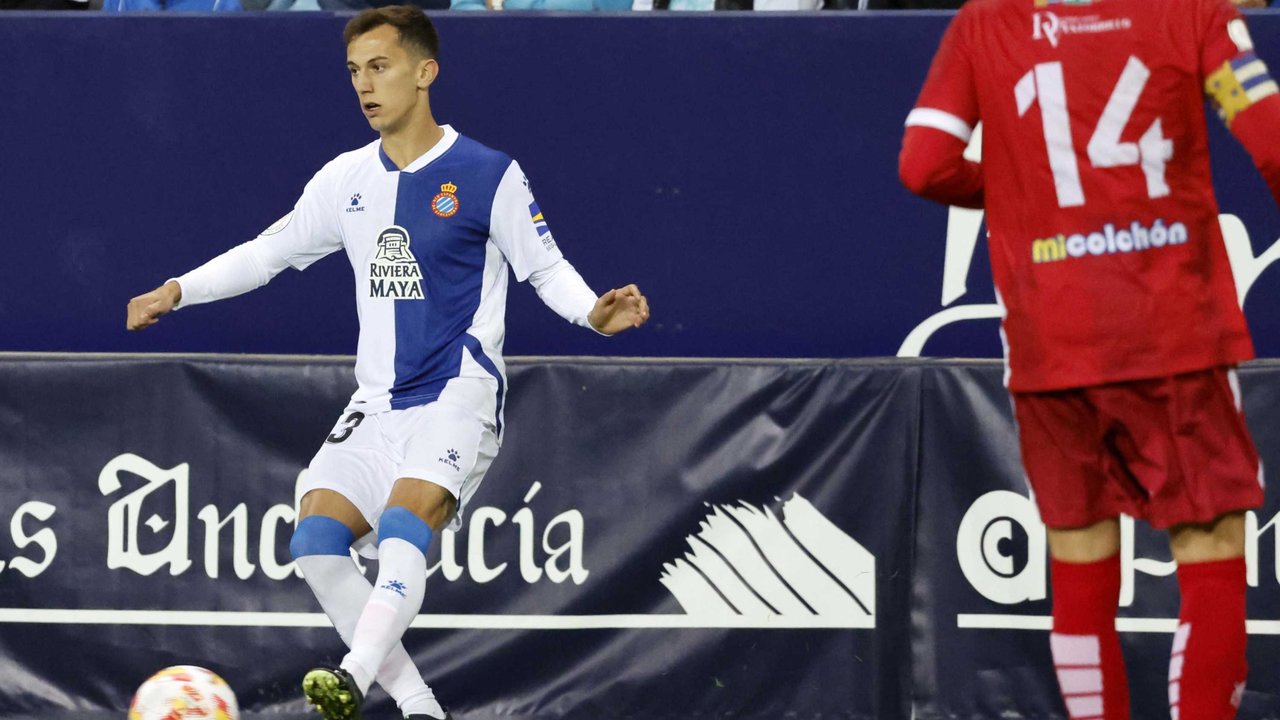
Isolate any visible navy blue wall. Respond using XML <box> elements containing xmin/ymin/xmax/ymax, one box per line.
<box><xmin>3</xmin><ymin>13</ymin><xmax>1280</xmax><ymax>357</ymax></box>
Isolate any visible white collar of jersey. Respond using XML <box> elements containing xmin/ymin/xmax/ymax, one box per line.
<box><xmin>378</xmin><ymin>124</ymin><xmax>459</xmax><ymax>174</ymax></box>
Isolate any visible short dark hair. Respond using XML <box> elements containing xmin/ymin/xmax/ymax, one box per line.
<box><xmin>344</xmin><ymin>5</ymin><xmax>440</xmax><ymax>60</ymax></box>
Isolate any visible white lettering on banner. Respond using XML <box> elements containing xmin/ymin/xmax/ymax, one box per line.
<box><xmin>258</xmin><ymin>503</ymin><xmax>298</xmax><ymax>581</ymax></box>
<box><xmin>91</xmin><ymin>454</ymin><xmax>590</xmax><ymax>587</ymax></box>
<box><xmin>1246</xmin><ymin>510</ymin><xmax>1280</xmax><ymax>588</ymax></box>
<box><xmin>511</xmin><ymin>481</ymin><xmax>544</xmax><ymax>583</ymax></box>
<box><xmin>956</xmin><ymin>491</ymin><xmax>1280</xmax><ymax>633</ymax></box>
<box><xmin>543</xmin><ymin>508</ymin><xmax>589</xmax><ymax>584</ymax></box>
<box><xmin>5</xmin><ymin>502</ymin><xmax>58</xmax><ymax>578</ymax></box>
<box><xmin>428</xmin><ymin>480</ymin><xmax>590</xmax><ymax>586</ymax></box>
<box><xmin>196</xmin><ymin>504</ymin><xmax>256</xmax><ymax>580</ymax></box>
<box><xmin>96</xmin><ymin>454</ymin><xmax>302</xmax><ymax>581</ymax></box>
<box><xmin>467</xmin><ymin>508</ymin><xmax>509</xmax><ymax>584</ymax></box>
<box><xmin>98</xmin><ymin>453</ymin><xmax>193</xmax><ymax>576</ymax></box>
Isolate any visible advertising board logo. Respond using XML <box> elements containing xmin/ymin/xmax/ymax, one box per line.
<box><xmin>660</xmin><ymin>494</ymin><xmax>875</xmax><ymax>628</ymax></box>
<box><xmin>956</xmin><ymin>490</ymin><xmax>1047</xmax><ymax>605</ymax></box>
<box><xmin>955</xmin><ymin>490</ymin><xmax>1280</xmax><ymax>635</ymax></box>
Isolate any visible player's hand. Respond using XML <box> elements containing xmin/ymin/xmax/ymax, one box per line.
<box><xmin>127</xmin><ymin>281</ymin><xmax>182</xmax><ymax>331</ymax></box>
<box><xmin>1233</xmin><ymin>0</ymin><xmax>1267</xmax><ymax>7</ymax></box>
<box><xmin>588</xmin><ymin>284</ymin><xmax>650</xmax><ymax>336</ymax></box>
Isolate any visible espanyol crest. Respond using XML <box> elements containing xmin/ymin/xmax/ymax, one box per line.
<box><xmin>432</xmin><ymin>181</ymin><xmax>459</xmax><ymax>218</ymax></box>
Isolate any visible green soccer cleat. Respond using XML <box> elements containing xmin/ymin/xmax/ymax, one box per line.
<box><xmin>302</xmin><ymin>666</ymin><xmax>364</xmax><ymax>720</ymax></box>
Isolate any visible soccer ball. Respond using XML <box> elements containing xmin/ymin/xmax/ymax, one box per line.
<box><xmin>128</xmin><ymin>665</ymin><xmax>240</xmax><ymax>720</ymax></box>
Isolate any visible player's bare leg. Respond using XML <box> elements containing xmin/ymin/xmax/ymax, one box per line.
<box><xmin>294</xmin><ymin>489</ymin><xmax>451</xmax><ymax>720</ymax></box>
<box><xmin>304</xmin><ymin>479</ymin><xmax>456</xmax><ymax>720</ymax></box>
<box><xmin>1047</xmin><ymin>518</ymin><xmax>1121</xmax><ymax>564</ymax></box>
<box><xmin>1046</xmin><ymin>518</ymin><xmax>1130</xmax><ymax>720</ymax></box>
<box><xmin>1167</xmin><ymin>511</ymin><xmax>1249</xmax><ymax>720</ymax></box>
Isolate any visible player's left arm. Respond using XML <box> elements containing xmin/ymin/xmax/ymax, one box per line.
<box><xmin>1202</xmin><ymin>0</ymin><xmax>1280</xmax><ymax>206</ymax></box>
<box><xmin>899</xmin><ymin>5</ymin><xmax>984</xmax><ymax>209</ymax></box>
<box><xmin>489</xmin><ymin>161</ymin><xmax>649</xmax><ymax>336</ymax></box>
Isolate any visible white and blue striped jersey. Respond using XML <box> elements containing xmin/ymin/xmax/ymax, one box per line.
<box><xmin>174</xmin><ymin>126</ymin><xmax>595</xmax><ymax>434</ymax></box>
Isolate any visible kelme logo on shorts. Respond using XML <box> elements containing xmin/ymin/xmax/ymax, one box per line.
<box><xmin>1031</xmin><ymin>219</ymin><xmax>1189</xmax><ymax>264</ymax></box>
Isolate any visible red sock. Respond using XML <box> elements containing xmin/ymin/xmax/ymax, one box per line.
<box><xmin>1171</xmin><ymin>558</ymin><xmax>1248</xmax><ymax>720</ymax></box>
<box><xmin>1050</xmin><ymin>554</ymin><xmax>1130</xmax><ymax>720</ymax></box>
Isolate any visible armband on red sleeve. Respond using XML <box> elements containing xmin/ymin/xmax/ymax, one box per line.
<box><xmin>899</xmin><ymin>121</ymin><xmax>984</xmax><ymax>210</ymax></box>
<box><xmin>1205</xmin><ymin>48</ymin><xmax>1280</xmax><ymax>206</ymax></box>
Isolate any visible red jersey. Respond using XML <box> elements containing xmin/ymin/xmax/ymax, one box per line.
<box><xmin>900</xmin><ymin>0</ymin><xmax>1280</xmax><ymax>392</ymax></box>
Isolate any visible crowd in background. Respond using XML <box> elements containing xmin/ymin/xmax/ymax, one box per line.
<box><xmin>0</xmin><ymin>0</ymin><xmax>1268</xmax><ymax>25</ymax></box>
<box><xmin>0</xmin><ymin>0</ymin><xmax>1014</xmax><ymax>13</ymax></box>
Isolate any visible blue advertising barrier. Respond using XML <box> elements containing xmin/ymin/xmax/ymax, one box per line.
<box><xmin>0</xmin><ymin>354</ymin><xmax>1276</xmax><ymax>718</ymax></box>
<box><xmin>2</xmin><ymin>13</ymin><xmax>1280</xmax><ymax>359</ymax></box>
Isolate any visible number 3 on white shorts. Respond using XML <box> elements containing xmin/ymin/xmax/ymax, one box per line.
<box><xmin>1016</xmin><ymin>56</ymin><xmax>1174</xmax><ymax>208</ymax></box>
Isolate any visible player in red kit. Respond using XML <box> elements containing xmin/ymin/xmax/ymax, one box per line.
<box><xmin>901</xmin><ymin>0</ymin><xmax>1280</xmax><ymax>717</ymax></box>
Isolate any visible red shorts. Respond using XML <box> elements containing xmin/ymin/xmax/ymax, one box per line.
<box><xmin>1012</xmin><ymin>367</ymin><xmax>1264</xmax><ymax>530</ymax></box>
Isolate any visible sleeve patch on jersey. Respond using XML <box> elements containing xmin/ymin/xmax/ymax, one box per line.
<box><xmin>1207</xmin><ymin>55</ymin><xmax>1278</xmax><ymax>125</ymax></box>
<box><xmin>260</xmin><ymin>211</ymin><xmax>294</xmax><ymax>236</ymax></box>
<box><xmin>528</xmin><ymin>200</ymin><xmax>556</xmax><ymax>250</ymax></box>
<box><xmin>528</xmin><ymin>201</ymin><xmax>549</xmax><ymax>236</ymax></box>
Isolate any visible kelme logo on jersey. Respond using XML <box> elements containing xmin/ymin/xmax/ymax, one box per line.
<box><xmin>369</xmin><ymin>226</ymin><xmax>424</xmax><ymax>300</ymax></box>
<box><xmin>1032</xmin><ymin>12</ymin><xmax>1132</xmax><ymax>48</ymax></box>
<box><xmin>1031</xmin><ymin>219</ymin><xmax>1188</xmax><ymax>265</ymax></box>
<box><xmin>432</xmin><ymin>182</ymin><xmax>459</xmax><ymax>218</ymax></box>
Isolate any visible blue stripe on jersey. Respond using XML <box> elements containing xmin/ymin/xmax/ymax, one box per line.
<box><xmin>1231</xmin><ymin>52</ymin><xmax>1260</xmax><ymax>71</ymax></box>
<box><xmin>463</xmin><ymin>333</ymin><xmax>506</xmax><ymax>436</ymax></box>
<box><xmin>387</xmin><ymin>137</ymin><xmax>511</xmax><ymax>411</ymax></box>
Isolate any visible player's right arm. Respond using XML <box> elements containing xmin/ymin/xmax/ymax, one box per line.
<box><xmin>1201</xmin><ymin>0</ymin><xmax>1280</xmax><ymax>206</ymax></box>
<box><xmin>899</xmin><ymin>7</ymin><xmax>984</xmax><ymax>209</ymax></box>
<box><xmin>126</xmin><ymin>162</ymin><xmax>345</xmax><ymax>331</ymax></box>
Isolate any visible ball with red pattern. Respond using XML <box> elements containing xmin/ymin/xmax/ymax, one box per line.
<box><xmin>128</xmin><ymin>665</ymin><xmax>239</xmax><ymax>720</ymax></box>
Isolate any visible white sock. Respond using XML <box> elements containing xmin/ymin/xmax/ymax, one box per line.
<box><xmin>342</xmin><ymin>537</ymin><xmax>428</xmax><ymax>696</ymax></box>
<box><xmin>393</xmin><ymin>687</ymin><xmax>446</xmax><ymax>718</ymax></box>
<box><xmin>296</xmin><ymin>553</ymin><xmax>437</xmax><ymax>712</ymax></box>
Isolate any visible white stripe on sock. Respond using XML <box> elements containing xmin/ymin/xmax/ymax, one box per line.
<box><xmin>1169</xmin><ymin>622</ymin><xmax>1190</xmax><ymax>717</ymax></box>
<box><xmin>1051</xmin><ymin>633</ymin><xmax>1102</xmax><ymax>666</ymax></box>
<box><xmin>1065</xmin><ymin>695</ymin><xmax>1104</xmax><ymax>718</ymax></box>
<box><xmin>1172</xmin><ymin>622</ymin><xmax>1191</xmax><ymax>655</ymax></box>
<box><xmin>1058</xmin><ymin>668</ymin><xmax>1103</xmax><ymax>694</ymax></box>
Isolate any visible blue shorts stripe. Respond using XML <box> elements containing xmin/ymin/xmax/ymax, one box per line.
<box><xmin>463</xmin><ymin>333</ymin><xmax>506</xmax><ymax>437</ymax></box>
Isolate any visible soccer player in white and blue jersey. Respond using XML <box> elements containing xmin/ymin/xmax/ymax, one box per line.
<box><xmin>126</xmin><ymin>7</ymin><xmax>650</xmax><ymax>720</ymax></box>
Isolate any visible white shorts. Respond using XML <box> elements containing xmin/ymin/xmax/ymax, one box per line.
<box><xmin>300</xmin><ymin>398</ymin><xmax>499</xmax><ymax>535</ymax></box>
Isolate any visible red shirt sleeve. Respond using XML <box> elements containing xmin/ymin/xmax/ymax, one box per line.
<box><xmin>899</xmin><ymin>6</ymin><xmax>984</xmax><ymax>209</ymax></box>
<box><xmin>1200</xmin><ymin>0</ymin><xmax>1280</xmax><ymax>206</ymax></box>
